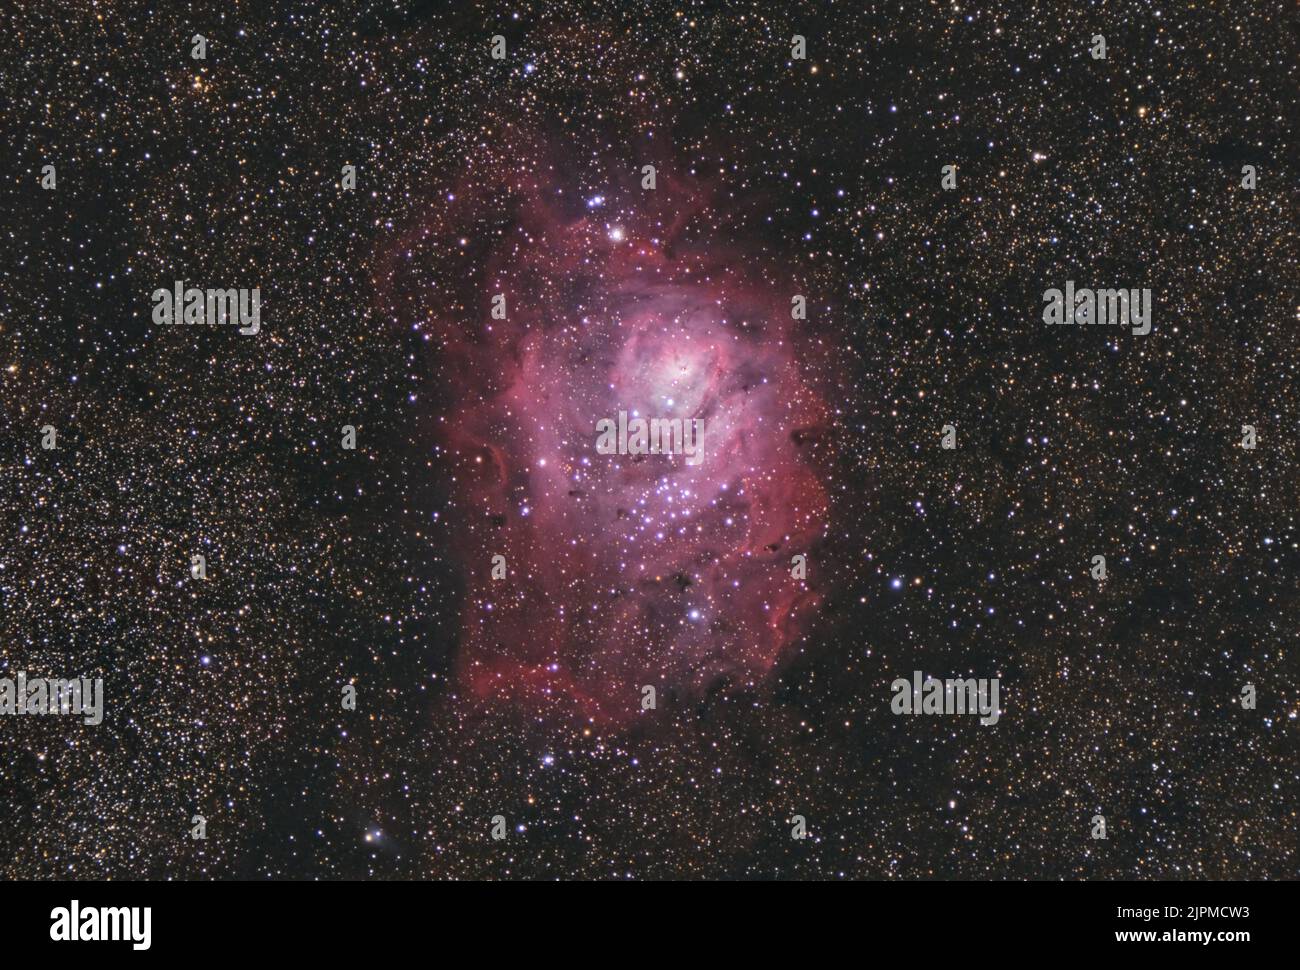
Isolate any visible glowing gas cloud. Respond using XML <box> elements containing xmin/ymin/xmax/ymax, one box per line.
<box><xmin>379</xmin><ymin>132</ymin><xmax>836</xmax><ymax>725</ymax></box>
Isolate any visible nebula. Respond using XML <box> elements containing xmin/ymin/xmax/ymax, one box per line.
<box><xmin>380</xmin><ymin>137</ymin><xmax>835</xmax><ymax>725</ymax></box>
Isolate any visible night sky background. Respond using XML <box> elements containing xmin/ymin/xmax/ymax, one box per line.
<box><xmin>2</xmin><ymin>1</ymin><xmax>1297</xmax><ymax>880</ymax></box>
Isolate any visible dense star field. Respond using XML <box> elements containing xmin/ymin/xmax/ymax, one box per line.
<box><xmin>1</xmin><ymin>1</ymin><xmax>1297</xmax><ymax>880</ymax></box>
